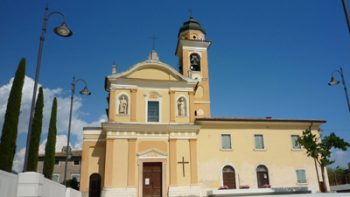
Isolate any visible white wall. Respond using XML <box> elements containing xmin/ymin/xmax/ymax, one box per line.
<box><xmin>0</xmin><ymin>170</ymin><xmax>18</xmax><ymax>197</ymax></box>
<box><xmin>0</xmin><ymin>170</ymin><xmax>82</xmax><ymax>197</ymax></box>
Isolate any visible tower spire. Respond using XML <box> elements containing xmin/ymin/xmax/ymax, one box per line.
<box><xmin>112</xmin><ymin>61</ymin><xmax>117</xmax><ymax>74</ymax></box>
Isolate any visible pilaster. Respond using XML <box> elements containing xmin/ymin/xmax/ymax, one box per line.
<box><xmin>127</xmin><ymin>138</ymin><xmax>137</xmax><ymax>186</ymax></box>
<box><xmin>130</xmin><ymin>89</ymin><xmax>137</xmax><ymax>121</ymax></box>
<box><xmin>104</xmin><ymin>139</ymin><xmax>114</xmax><ymax>187</ymax></box>
<box><xmin>189</xmin><ymin>92</ymin><xmax>195</xmax><ymax>123</ymax></box>
<box><xmin>169</xmin><ymin>139</ymin><xmax>177</xmax><ymax>186</ymax></box>
<box><xmin>80</xmin><ymin>142</ymin><xmax>90</xmax><ymax>193</ymax></box>
<box><xmin>169</xmin><ymin>90</ymin><xmax>176</xmax><ymax>122</ymax></box>
<box><xmin>189</xmin><ymin>139</ymin><xmax>198</xmax><ymax>184</ymax></box>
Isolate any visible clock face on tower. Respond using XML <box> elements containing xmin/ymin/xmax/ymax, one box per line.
<box><xmin>190</xmin><ymin>53</ymin><xmax>201</xmax><ymax>71</ymax></box>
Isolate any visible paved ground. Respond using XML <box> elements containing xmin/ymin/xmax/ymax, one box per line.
<box><xmin>249</xmin><ymin>193</ymin><xmax>350</xmax><ymax>197</ymax></box>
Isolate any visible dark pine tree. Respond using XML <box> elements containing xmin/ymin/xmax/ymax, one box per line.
<box><xmin>0</xmin><ymin>58</ymin><xmax>26</xmax><ymax>172</ymax></box>
<box><xmin>27</xmin><ymin>87</ymin><xmax>44</xmax><ymax>171</ymax></box>
<box><xmin>43</xmin><ymin>97</ymin><xmax>57</xmax><ymax>179</ymax></box>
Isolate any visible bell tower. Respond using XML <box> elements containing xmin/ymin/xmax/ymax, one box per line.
<box><xmin>176</xmin><ymin>16</ymin><xmax>211</xmax><ymax>117</ymax></box>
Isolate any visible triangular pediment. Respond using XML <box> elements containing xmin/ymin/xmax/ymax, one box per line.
<box><xmin>137</xmin><ymin>148</ymin><xmax>167</xmax><ymax>159</ymax></box>
<box><xmin>108</xmin><ymin>60</ymin><xmax>196</xmax><ymax>83</ymax></box>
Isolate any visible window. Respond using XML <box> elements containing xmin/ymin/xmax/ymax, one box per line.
<box><xmin>291</xmin><ymin>135</ymin><xmax>301</xmax><ymax>149</ymax></box>
<box><xmin>254</xmin><ymin>134</ymin><xmax>265</xmax><ymax>149</ymax></box>
<box><xmin>221</xmin><ymin>134</ymin><xmax>232</xmax><ymax>149</ymax></box>
<box><xmin>52</xmin><ymin>174</ymin><xmax>60</xmax><ymax>183</ymax></box>
<box><xmin>55</xmin><ymin>159</ymin><xmax>59</xmax><ymax>165</ymax></box>
<box><xmin>71</xmin><ymin>174</ymin><xmax>80</xmax><ymax>182</ymax></box>
<box><xmin>148</xmin><ymin>101</ymin><xmax>159</xmax><ymax>122</ymax></box>
<box><xmin>73</xmin><ymin>160</ymin><xmax>80</xmax><ymax>165</ymax></box>
<box><xmin>296</xmin><ymin>169</ymin><xmax>307</xmax><ymax>183</ymax></box>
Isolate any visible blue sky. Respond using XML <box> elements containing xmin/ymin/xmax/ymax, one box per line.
<box><xmin>1</xmin><ymin>0</ymin><xmax>350</xmax><ymax>171</ymax></box>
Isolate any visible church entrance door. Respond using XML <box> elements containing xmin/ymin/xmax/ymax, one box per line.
<box><xmin>143</xmin><ymin>162</ymin><xmax>162</xmax><ymax>197</ymax></box>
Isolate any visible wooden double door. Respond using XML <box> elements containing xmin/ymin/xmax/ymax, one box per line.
<box><xmin>143</xmin><ymin>162</ymin><xmax>162</xmax><ymax>197</ymax></box>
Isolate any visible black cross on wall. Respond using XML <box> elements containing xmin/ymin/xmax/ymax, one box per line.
<box><xmin>177</xmin><ymin>156</ymin><xmax>190</xmax><ymax>177</ymax></box>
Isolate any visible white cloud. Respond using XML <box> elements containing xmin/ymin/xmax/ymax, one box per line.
<box><xmin>12</xmin><ymin>148</ymin><xmax>25</xmax><ymax>173</ymax></box>
<box><xmin>0</xmin><ymin>76</ymin><xmax>105</xmax><ymax>172</ymax></box>
<box><xmin>13</xmin><ymin>134</ymin><xmax>71</xmax><ymax>172</ymax></box>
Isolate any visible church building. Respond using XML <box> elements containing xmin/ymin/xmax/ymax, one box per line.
<box><xmin>80</xmin><ymin>17</ymin><xmax>328</xmax><ymax>197</ymax></box>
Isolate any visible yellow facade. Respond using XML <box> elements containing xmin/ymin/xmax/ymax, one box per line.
<box><xmin>80</xmin><ymin>17</ymin><xmax>328</xmax><ymax>197</ymax></box>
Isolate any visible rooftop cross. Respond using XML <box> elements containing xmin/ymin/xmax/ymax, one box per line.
<box><xmin>188</xmin><ymin>9</ymin><xmax>193</xmax><ymax>18</ymax></box>
<box><xmin>150</xmin><ymin>34</ymin><xmax>158</xmax><ymax>50</ymax></box>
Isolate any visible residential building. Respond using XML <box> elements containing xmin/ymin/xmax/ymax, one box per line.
<box><xmin>37</xmin><ymin>146</ymin><xmax>81</xmax><ymax>184</ymax></box>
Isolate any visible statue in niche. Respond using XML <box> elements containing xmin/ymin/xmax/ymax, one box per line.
<box><xmin>190</xmin><ymin>53</ymin><xmax>200</xmax><ymax>71</ymax></box>
<box><xmin>177</xmin><ymin>97</ymin><xmax>186</xmax><ymax>116</ymax></box>
<box><xmin>118</xmin><ymin>95</ymin><xmax>128</xmax><ymax>115</ymax></box>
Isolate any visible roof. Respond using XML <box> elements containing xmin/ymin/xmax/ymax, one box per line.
<box><xmin>195</xmin><ymin>117</ymin><xmax>326</xmax><ymax>123</ymax></box>
<box><xmin>38</xmin><ymin>150</ymin><xmax>82</xmax><ymax>158</ymax></box>
<box><xmin>178</xmin><ymin>16</ymin><xmax>206</xmax><ymax>37</ymax></box>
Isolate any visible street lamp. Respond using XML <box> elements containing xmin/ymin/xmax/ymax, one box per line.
<box><xmin>342</xmin><ymin>0</ymin><xmax>350</xmax><ymax>34</ymax></box>
<box><xmin>328</xmin><ymin>66</ymin><xmax>350</xmax><ymax>112</ymax></box>
<box><xmin>63</xmin><ymin>77</ymin><xmax>91</xmax><ymax>185</ymax></box>
<box><xmin>23</xmin><ymin>7</ymin><xmax>73</xmax><ymax>171</ymax></box>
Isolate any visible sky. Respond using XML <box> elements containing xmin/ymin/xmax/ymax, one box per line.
<box><xmin>0</xmin><ymin>0</ymin><xmax>350</xmax><ymax>172</ymax></box>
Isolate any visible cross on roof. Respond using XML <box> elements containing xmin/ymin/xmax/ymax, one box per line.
<box><xmin>150</xmin><ymin>34</ymin><xmax>158</xmax><ymax>50</ymax></box>
<box><xmin>188</xmin><ymin>9</ymin><xmax>193</xmax><ymax>18</ymax></box>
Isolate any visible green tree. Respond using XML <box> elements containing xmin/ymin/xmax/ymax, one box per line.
<box><xmin>298</xmin><ymin>130</ymin><xmax>350</xmax><ymax>192</ymax></box>
<box><xmin>43</xmin><ymin>98</ymin><xmax>57</xmax><ymax>179</ymax></box>
<box><xmin>27</xmin><ymin>87</ymin><xmax>44</xmax><ymax>171</ymax></box>
<box><xmin>0</xmin><ymin>58</ymin><xmax>26</xmax><ymax>172</ymax></box>
<box><xmin>66</xmin><ymin>177</ymin><xmax>79</xmax><ymax>190</ymax></box>
<box><xmin>327</xmin><ymin>166</ymin><xmax>347</xmax><ymax>186</ymax></box>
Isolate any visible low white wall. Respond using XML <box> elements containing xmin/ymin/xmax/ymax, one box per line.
<box><xmin>0</xmin><ymin>170</ymin><xmax>81</xmax><ymax>197</ymax></box>
<box><xmin>330</xmin><ymin>184</ymin><xmax>350</xmax><ymax>192</ymax></box>
<box><xmin>66</xmin><ymin>188</ymin><xmax>82</xmax><ymax>197</ymax></box>
<box><xmin>42</xmin><ymin>175</ymin><xmax>67</xmax><ymax>197</ymax></box>
<box><xmin>0</xmin><ymin>170</ymin><xmax>18</xmax><ymax>197</ymax></box>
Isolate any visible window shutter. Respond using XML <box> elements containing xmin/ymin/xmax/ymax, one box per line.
<box><xmin>296</xmin><ymin>169</ymin><xmax>306</xmax><ymax>183</ymax></box>
<box><xmin>255</xmin><ymin>135</ymin><xmax>264</xmax><ymax>149</ymax></box>
<box><xmin>221</xmin><ymin>134</ymin><xmax>231</xmax><ymax>149</ymax></box>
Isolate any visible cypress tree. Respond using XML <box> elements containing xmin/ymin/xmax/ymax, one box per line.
<box><xmin>0</xmin><ymin>58</ymin><xmax>26</xmax><ymax>172</ymax></box>
<box><xmin>43</xmin><ymin>97</ymin><xmax>57</xmax><ymax>179</ymax></box>
<box><xmin>27</xmin><ymin>87</ymin><xmax>44</xmax><ymax>171</ymax></box>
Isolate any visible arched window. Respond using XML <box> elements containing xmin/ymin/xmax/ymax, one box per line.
<box><xmin>222</xmin><ymin>165</ymin><xmax>236</xmax><ymax>189</ymax></box>
<box><xmin>256</xmin><ymin>165</ymin><xmax>270</xmax><ymax>188</ymax></box>
<box><xmin>89</xmin><ymin>173</ymin><xmax>101</xmax><ymax>197</ymax></box>
<box><xmin>177</xmin><ymin>97</ymin><xmax>187</xmax><ymax>116</ymax></box>
<box><xmin>118</xmin><ymin>94</ymin><xmax>128</xmax><ymax>115</ymax></box>
<box><xmin>190</xmin><ymin>53</ymin><xmax>201</xmax><ymax>71</ymax></box>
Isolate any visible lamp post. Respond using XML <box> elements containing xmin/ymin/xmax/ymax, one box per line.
<box><xmin>342</xmin><ymin>0</ymin><xmax>350</xmax><ymax>34</ymax></box>
<box><xmin>328</xmin><ymin>66</ymin><xmax>350</xmax><ymax>112</ymax></box>
<box><xmin>63</xmin><ymin>77</ymin><xmax>91</xmax><ymax>185</ymax></box>
<box><xmin>23</xmin><ymin>7</ymin><xmax>73</xmax><ymax>171</ymax></box>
